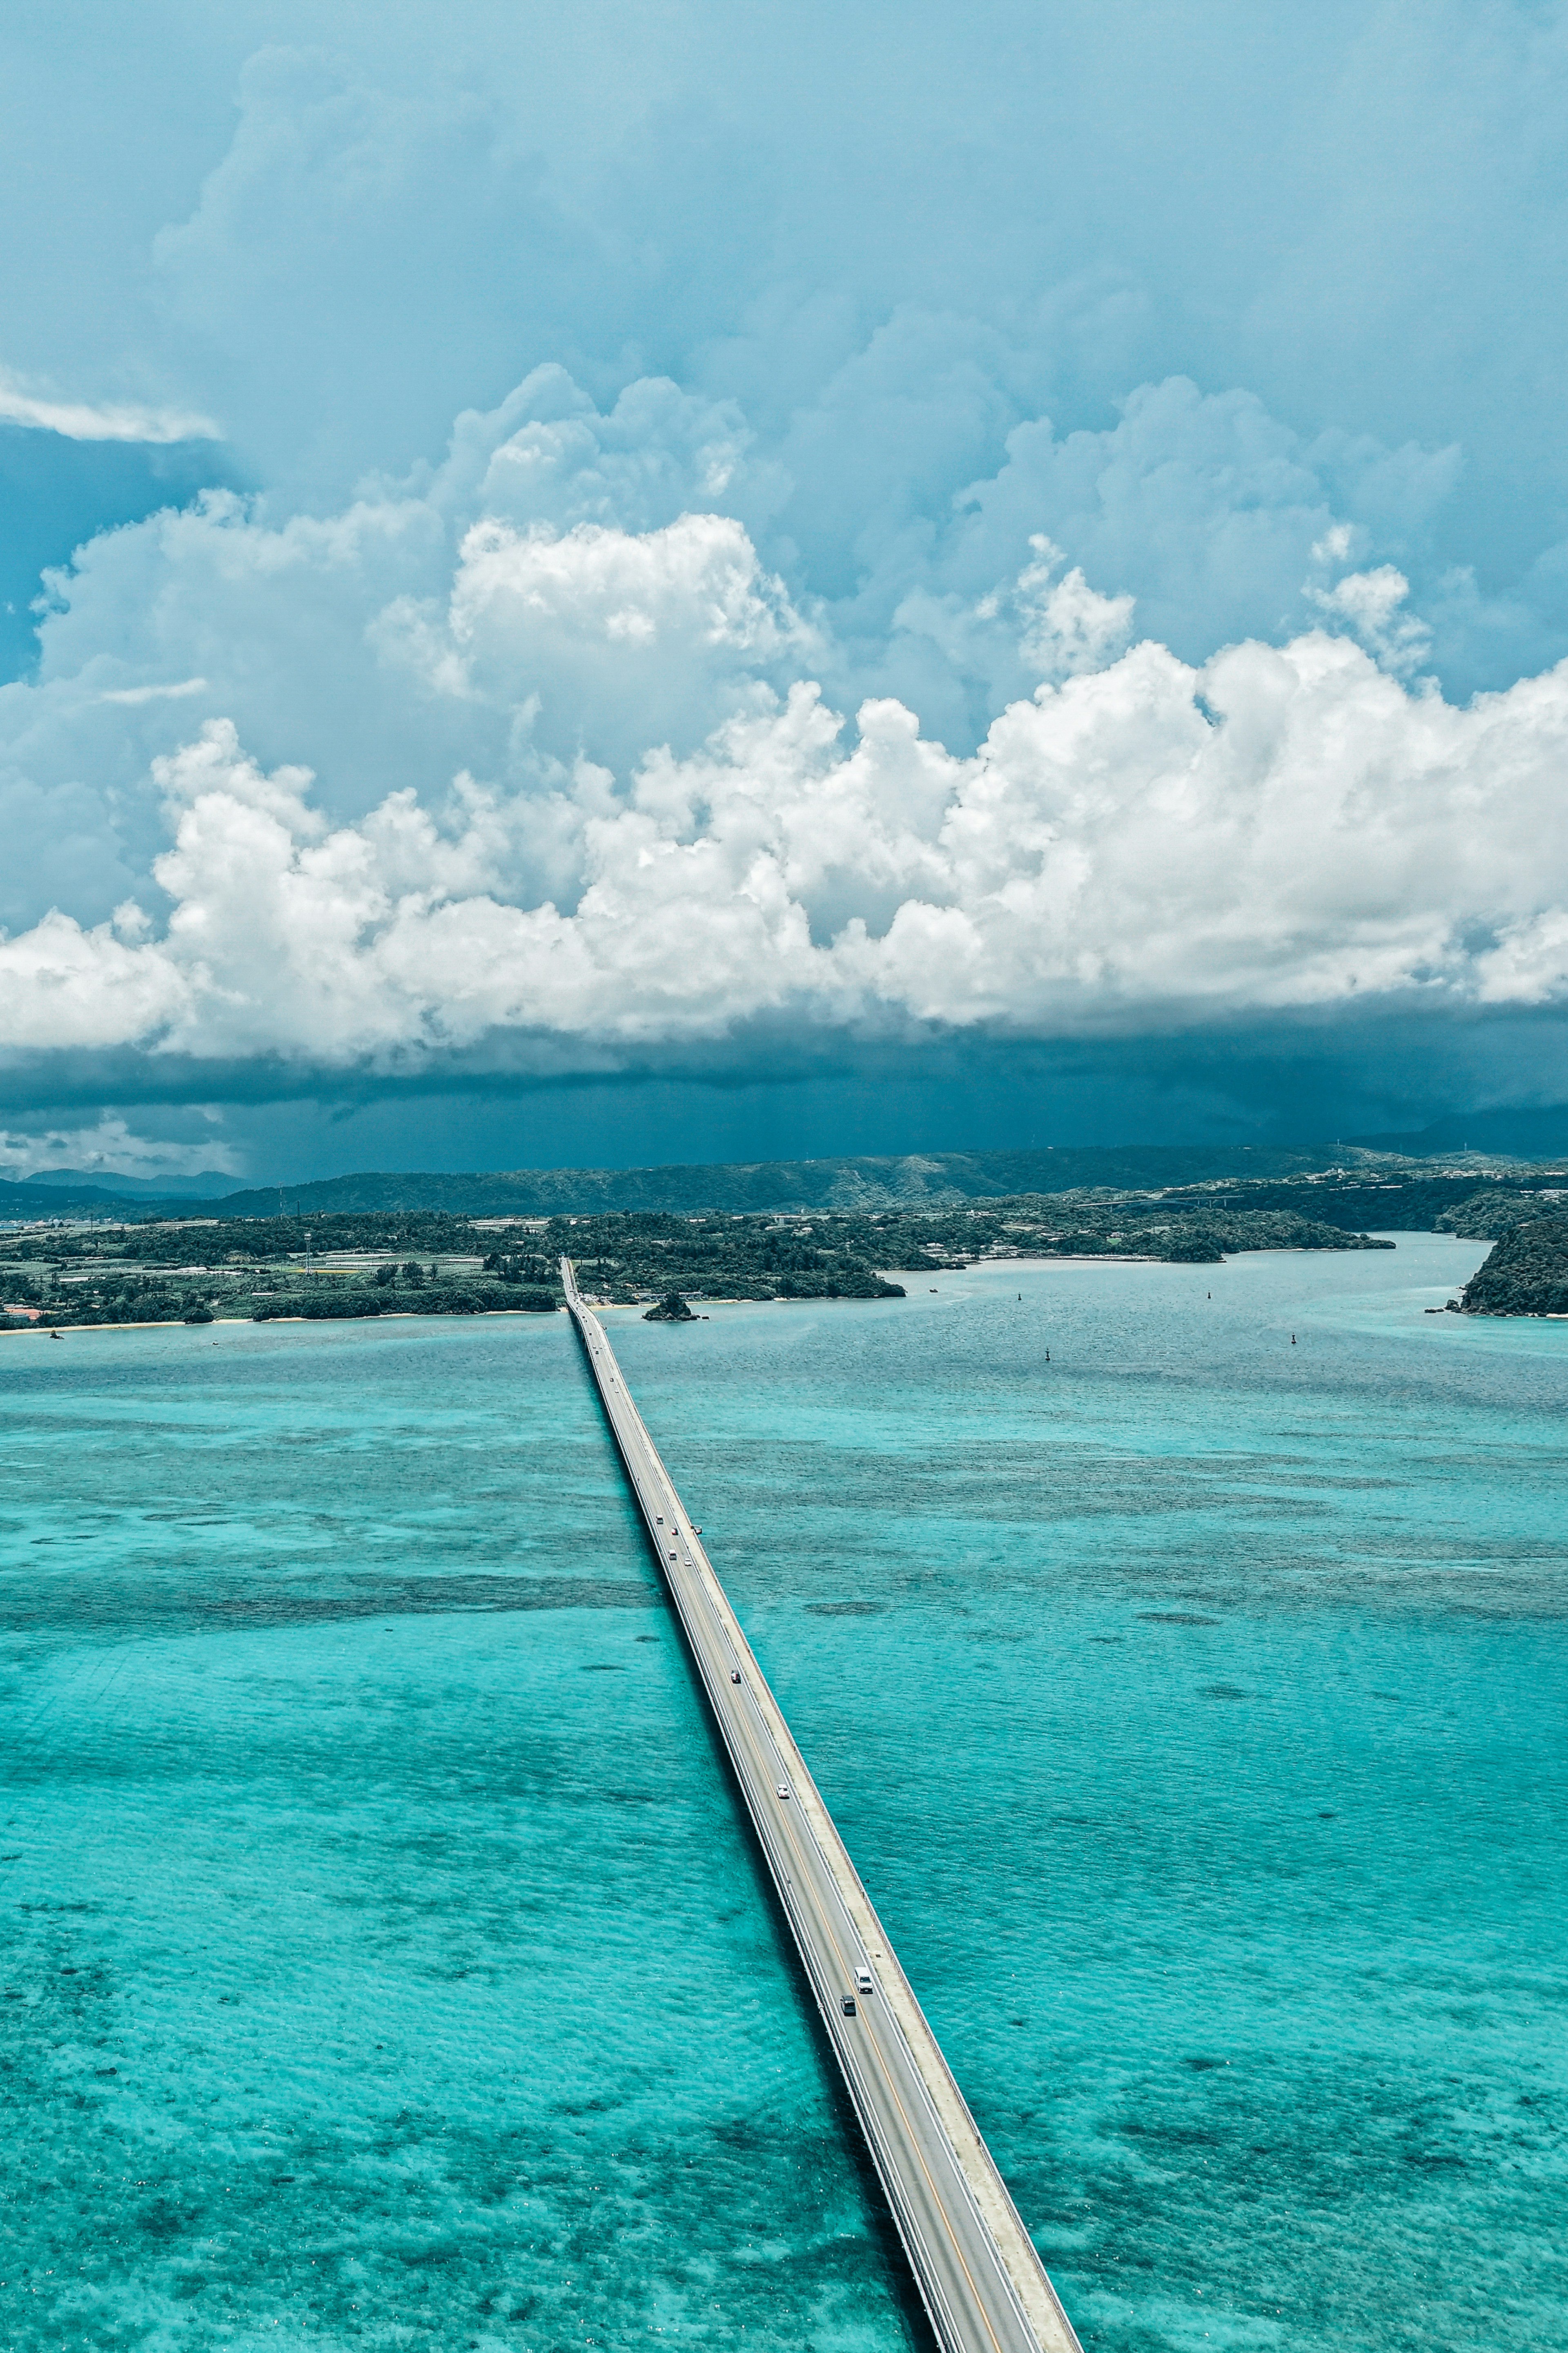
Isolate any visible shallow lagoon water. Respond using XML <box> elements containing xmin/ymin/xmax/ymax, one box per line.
<box><xmin>3</xmin><ymin>1236</ymin><xmax>1565</xmax><ymax>2351</ymax></box>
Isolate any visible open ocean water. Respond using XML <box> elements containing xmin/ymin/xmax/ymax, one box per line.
<box><xmin>2</xmin><ymin>1234</ymin><xmax>1564</xmax><ymax>2353</ymax></box>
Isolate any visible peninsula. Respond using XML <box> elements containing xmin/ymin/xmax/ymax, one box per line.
<box><xmin>1459</xmin><ymin>1213</ymin><xmax>1568</xmax><ymax>1316</ymax></box>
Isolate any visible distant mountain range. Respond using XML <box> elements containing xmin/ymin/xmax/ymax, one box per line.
<box><xmin>1348</xmin><ymin>1105</ymin><xmax>1568</xmax><ymax>1158</ymax></box>
<box><xmin>3</xmin><ymin>1106</ymin><xmax>1568</xmax><ymax>1222</ymax></box>
<box><xmin>18</xmin><ymin>1167</ymin><xmax>241</xmax><ymax>1198</ymax></box>
<box><xmin>0</xmin><ymin>1143</ymin><xmax>1348</xmax><ymax>1222</ymax></box>
<box><xmin>195</xmin><ymin>1143</ymin><xmax>1346</xmax><ymax>1218</ymax></box>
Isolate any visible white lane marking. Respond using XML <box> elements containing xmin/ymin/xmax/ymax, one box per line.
<box><xmin>662</xmin><ymin>1549</ymin><xmax>1017</xmax><ymax>2351</ymax></box>
<box><xmin>563</xmin><ymin>1272</ymin><xmax>1051</xmax><ymax>2353</ymax></box>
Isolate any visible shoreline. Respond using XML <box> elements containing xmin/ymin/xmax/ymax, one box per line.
<box><xmin>8</xmin><ymin>1245</ymin><xmax>1491</xmax><ymax>1339</ymax></box>
<box><xmin>2</xmin><ymin>1297</ymin><xmax>875</xmax><ymax>1333</ymax></box>
<box><xmin>0</xmin><ymin>1306</ymin><xmax>569</xmax><ymax>1337</ymax></box>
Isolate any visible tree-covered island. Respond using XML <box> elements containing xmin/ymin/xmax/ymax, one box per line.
<box><xmin>0</xmin><ymin>1184</ymin><xmax>1411</xmax><ymax>1332</ymax></box>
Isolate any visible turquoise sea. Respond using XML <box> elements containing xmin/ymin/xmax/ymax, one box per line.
<box><xmin>2</xmin><ymin>1235</ymin><xmax>1564</xmax><ymax>2352</ymax></box>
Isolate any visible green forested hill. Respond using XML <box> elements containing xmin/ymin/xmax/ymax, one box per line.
<box><xmin>202</xmin><ymin>1144</ymin><xmax>1339</xmax><ymax>1219</ymax></box>
<box><xmin>1433</xmin><ymin>1189</ymin><xmax>1567</xmax><ymax>1240</ymax></box>
<box><xmin>1155</xmin><ymin>1175</ymin><xmax>1568</xmax><ymax>1232</ymax></box>
<box><xmin>6</xmin><ymin>1146</ymin><xmax>1566</xmax><ymax>1228</ymax></box>
<box><xmin>1461</xmin><ymin>1217</ymin><xmax>1568</xmax><ymax>1316</ymax></box>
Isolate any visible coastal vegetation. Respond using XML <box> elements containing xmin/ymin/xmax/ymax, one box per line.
<box><xmin>1460</xmin><ymin>1215</ymin><xmax>1568</xmax><ymax>1316</ymax></box>
<box><xmin>0</xmin><ymin>1184</ymin><xmax>1418</xmax><ymax>1332</ymax></box>
<box><xmin>1433</xmin><ymin>1188</ymin><xmax>1565</xmax><ymax>1240</ymax></box>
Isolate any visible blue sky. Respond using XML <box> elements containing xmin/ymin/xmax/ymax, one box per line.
<box><xmin>3</xmin><ymin>1</ymin><xmax>1568</xmax><ymax>1182</ymax></box>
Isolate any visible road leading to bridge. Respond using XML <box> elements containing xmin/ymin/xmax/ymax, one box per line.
<box><xmin>562</xmin><ymin>1260</ymin><xmax>1082</xmax><ymax>2353</ymax></box>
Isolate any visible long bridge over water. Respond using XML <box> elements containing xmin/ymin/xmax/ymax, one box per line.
<box><xmin>562</xmin><ymin>1259</ymin><xmax>1082</xmax><ymax>2353</ymax></box>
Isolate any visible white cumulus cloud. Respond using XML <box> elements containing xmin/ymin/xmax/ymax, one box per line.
<box><xmin>0</xmin><ymin>368</ymin><xmax>219</xmax><ymax>444</ymax></box>
<box><xmin>1306</xmin><ymin>563</ymin><xmax>1432</xmax><ymax>676</ymax></box>
<box><xmin>4</xmin><ymin>362</ymin><xmax>1568</xmax><ymax>1090</ymax></box>
<box><xmin>3</xmin><ymin>618</ymin><xmax>1568</xmax><ymax>1072</ymax></box>
<box><xmin>98</xmin><ymin>677</ymin><xmax>209</xmax><ymax>707</ymax></box>
<box><xmin>381</xmin><ymin>509</ymin><xmax>811</xmax><ymax>762</ymax></box>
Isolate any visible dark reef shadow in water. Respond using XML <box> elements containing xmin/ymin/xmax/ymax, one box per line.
<box><xmin>1</xmin><ymin>1573</ymin><xmax>660</xmax><ymax>1640</ymax></box>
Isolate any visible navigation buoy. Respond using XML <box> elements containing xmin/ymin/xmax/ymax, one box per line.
<box><xmin>1045</xmin><ymin>1349</ymin><xmax>1050</xmax><ymax>1362</ymax></box>
<box><xmin>1291</xmin><ymin>1333</ymin><xmax>1296</xmax><ymax>1345</ymax></box>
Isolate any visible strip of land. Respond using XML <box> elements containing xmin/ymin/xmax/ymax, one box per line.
<box><xmin>0</xmin><ymin>1178</ymin><xmax>1426</xmax><ymax>1331</ymax></box>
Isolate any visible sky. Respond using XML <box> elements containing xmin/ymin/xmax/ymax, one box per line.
<box><xmin>4</xmin><ymin>0</ymin><xmax>1568</xmax><ymax>1184</ymax></box>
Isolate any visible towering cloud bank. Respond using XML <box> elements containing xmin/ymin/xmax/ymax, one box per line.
<box><xmin>2</xmin><ymin>364</ymin><xmax>1566</xmax><ymax>1087</ymax></box>
<box><xmin>8</xmin><ymin>3</ymin><xmax>1568</xmax><ymax>1179</ymax></box>
<box><xmin>4</xmin><ymin>617</ymin><xmax>1567</xmax><ymax>1069</ymax></box>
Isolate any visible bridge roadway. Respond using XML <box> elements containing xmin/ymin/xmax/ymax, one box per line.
<box><xmin>562</xmin><ymin>1260</ymin><xmax>1082</xmax><ymax>2353</ymax></box>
